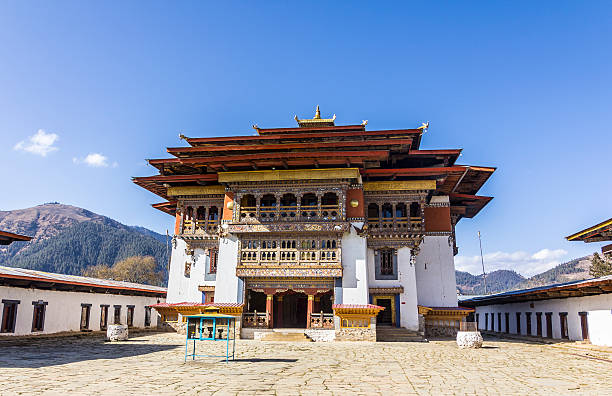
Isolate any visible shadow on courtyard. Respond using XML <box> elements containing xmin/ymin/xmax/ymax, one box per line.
<box><xmin>231</xmin><ymin>358</ymin><xmax>298</xmax><ymax>363</ymax></box>
<box><xmin>0</xmin><ymin>333</ymin><xmax>178</xmax><ymax>369</ymax></box>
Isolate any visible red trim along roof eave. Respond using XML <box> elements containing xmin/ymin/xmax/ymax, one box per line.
<box><xmin>0</xmin><ymin>273</ymin><xmax>167</xmax><ymax>296</ymax></box>
<box><xmin>185</xmin><ymin>129</ymin><xmax>423</xmax><ymax>146</ymax></box>
<box><xmin>166</xmin><ymin>138</ymin><xmax>415</xmax><ymax>155</ymax></box>
<box><xmin>151</xmin><ymin>201</ymin><xmax>177</xmax><ymax>216</ymax></box>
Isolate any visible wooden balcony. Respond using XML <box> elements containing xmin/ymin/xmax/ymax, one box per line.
<box><xmin>238</xmin><ymin>205</ymin><xmax>342</xmax><ymax>223</ymax></box>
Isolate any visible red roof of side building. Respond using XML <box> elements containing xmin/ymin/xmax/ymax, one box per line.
<box><xmin>0</xmin><ymin>265</ymin><xmax>167</xmax><ymax>296</ymax></box>
<box><xmin>332</xmin><ymin>304</ymin><xmax>384</xmax><ymax>310</ymax></box>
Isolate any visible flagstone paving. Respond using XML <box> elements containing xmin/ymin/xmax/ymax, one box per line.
<box><xmin>0</xmin><ymin>332</ymin><xmax>611</xmax><ymax>395</ymax></box>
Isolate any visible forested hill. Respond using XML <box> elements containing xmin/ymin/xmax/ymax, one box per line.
<box><xmin>456</xmin><ymin>256</ymin><xmax>592</xmax><ymax>295</ymax></box>
<box><xmin>0</xmin><ymin>203</ymin><xmax>169</xmax><ymax>276</ymax></box>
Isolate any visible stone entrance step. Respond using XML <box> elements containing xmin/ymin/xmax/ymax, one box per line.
<box><xmin>259</xmin><ymin>330</ymin><xmax>312</xmax><ymax>342</ymax></box>
<box><xmin>376</xmin><ymin>327</ymin><xmax>425</xmax><ymax>342</ymax></box>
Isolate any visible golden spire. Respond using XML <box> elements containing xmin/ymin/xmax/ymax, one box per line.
<box><xmin>294</xmin><ymin>106</ymin><xmax>336</xmax><ymax>127</ymax></box>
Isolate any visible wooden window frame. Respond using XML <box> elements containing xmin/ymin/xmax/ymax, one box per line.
<box><xmin>209</xmin><ymin>248</ymin><xmax>218</xmax><ymax>274</ymax></box>
<box><xmin>80</xmin><ymin>304</ymin><xmax>92</xmax><ymax>331</ymax></box>
<box><xmin>374</xmin><ymin>248</ymin><xmax>398</xmax><ymax>280</ymax></box>
<box><xmin>100</xmin><ymin>305</ymin><xmax>109</xmax><ymax>330</ymax></box>
<box><xmin>1</xmin><ymin>299</ymin><xmax>20</xmax><ymax>334</ymax></box>
<box><xmin>113</xmin><ymin>305</ymin><xmax>122</xmax><ymax>325</ymax></box>
<box><xmin>31</xmin><ymin>300</ymin><xmax>48</xmax><ymax>332</ymax></box>
<box><xmin>559</xmin><ymin>312</ymin><xmax>568</xmax><ymax>339</ymax></box>
<box><xmin>126</xmin><ymin>305</ymin><xmax>135</xmax><ymax>328</ymax></box>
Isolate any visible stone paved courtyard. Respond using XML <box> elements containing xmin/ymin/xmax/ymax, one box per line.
<box><xmin>0</xmin><ymin>332</ymin><xmax>611</xmax><ymax>395</ymax></box>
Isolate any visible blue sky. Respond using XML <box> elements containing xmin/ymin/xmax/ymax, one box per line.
<box><xmin>1</xmin><ymin>2</ymin><xmax>611</xmax><ymax>276</ymax></box>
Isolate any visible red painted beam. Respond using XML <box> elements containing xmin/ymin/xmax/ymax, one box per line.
<box><xmin>185</xmin><ymin>129</ymin><xmax>422</xmax><ymax>145</ymax></box>
<box><xmin>167</xmin><ymin>138</ymin><xmax>414</xmax><ymax>154</ymax></box>
<box><xmin>179</xmin><ymin>150</ymin><xmax>390</xmax><ymax>164</ymax></box>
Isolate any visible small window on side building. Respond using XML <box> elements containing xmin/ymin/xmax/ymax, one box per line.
<box><xmin>144</xmin><ymin>306</ymin><xmax>152</xmax><ymax>327</ymax></box>
<box><xmin>1</xmin><ymin>300</ymin><xmax>20</xmax><ymax>333</ymax></box>
<box><xmin>100</xmin><ymin>305</ymin><xmax>109</xmax><ymax>330</ymax></box>
<box><xmin>127</xmin><ymin>305</ymin><xmax>135</xmax><ymax>328</ymax></box>
<box><xmin>114</xmin><ymin>305</ymin><xmax>122</xmax><ymax>325</ymax></box>
<box><xmin>80</xmin><ymin>304</ymin><xmax>92</xmax><ymax>331</ymax></box>
<box><xmin>32</xmin><ymin>300</ymin><xmax>48</xmax><ymax>332</ymax></box>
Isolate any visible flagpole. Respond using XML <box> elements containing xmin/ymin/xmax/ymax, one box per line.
<box><xmin>478</xmin><ymin>231</ymin><xmax>488</xmax><ymax>295</ymax></box>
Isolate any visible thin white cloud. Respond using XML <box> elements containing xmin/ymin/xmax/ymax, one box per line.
<box><xmin>14</xmin><ymin>129</ymin><xmax>59</xmax><ymax>156</ymax></box>
<box><xmin>73</xmin><ymin>153</ymin><xmax>117</xmax><ymax>168</ymax></box>
<box><xmin>455</xmin><ymin>248</ymin><xmax>568</xmax><ymax>277</ymax></box>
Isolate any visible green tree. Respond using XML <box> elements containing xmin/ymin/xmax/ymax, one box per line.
<box><xmin>589</xmin><ymin>253</ymin><xmax>612</xmax><ymax>278</ymax></box>
<box><xmin>82</xmin><ymin>255</ymin><xmax>165</xmax><ymax>286</ymax></box>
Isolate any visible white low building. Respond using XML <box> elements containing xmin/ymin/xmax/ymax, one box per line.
<box><xmin>0</xmin><ymin>266</ymin><xmax>167</xmax><ymax>336</ymax></box>
<box><xmin>461</xmin><ymin>276</ymin><xmax>612</xmax><ymax>347</ymax></box>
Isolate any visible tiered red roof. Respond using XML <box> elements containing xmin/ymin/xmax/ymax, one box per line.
<box><xmin>134</xmin><ymin>111</ymin><xmax>494</xmax><ymax>220</ymax></box>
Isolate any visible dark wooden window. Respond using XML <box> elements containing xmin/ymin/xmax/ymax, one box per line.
<box><xmin>209</xmin><ymin>248</ymin><xmax>218</xmax><ymax>274</ymax></box>
<box><xmin>559</xmin><ymin>312</ymin><xmax>568</xmax><ymax>339</ymax></box>
<box><xmin>536</xmin><ymin>312</ymin><xmax>542</xmax><ymax>336</ymax></box>
<box><xmin>31</xmin><ymin>300</ymin><xmax>47</xmax><ymax>332</ymax></box>
<box><xmin>526</xmin><ymin>312</ymin><xmax>532</xmax><ymax>335</ymax></box>
<box><xmin>80</xmin><ymin>304</ymin><xmax>92</xmax><ymax>330</ymax></box>
<box><xmin>505</xmin><ymin>313</ymin><xmax>510</xmax><ymax>333</ymax></box>
<box><xmin>545</xmin><ymin>312</ymin><xmax>553</xmax><ymax>338</ymax></box>
<box><xmin>484</xmin><ymin>313</ymin><xmax>489</xmax><ymax>330</ymax></box>
<box><xmin>100</xmin><ymin>305</ymin><xmax>109</xmax><ymax>330</ymax></box>
<box><xmin>144</xmin><ymin>307</ymin><xmax>152</xmax><ymax>327</ymax></box>
<box><xmin>113</xmin><ymin>305</ymin><xmax>121</xmax><ymax>325</ymax></box>
<box><xmin>497</xmin><ymin>313</ymin><xmax>502</xmax><ymax>332</ymax></box>
<box><xmin>127</xmin><ymin>305</ymin><xmax>135</xmax><ymax>328</ymax></box>
<box><xmin>1</xmin><ymin>300</ymin><xmax>20</xmax><ymax>333</ymax></box>
<box><xmin>579</xmin><ymin>312</ymin><xmax>589</xmax><ymax>341</ymax></box>
<box><xmin>375</xmin><ymin>249</ymin><xmax>397</xmax><ymax>279</ymax></box>
<box><xmin>516</xmin><ymin>312</ymin><xmax>521</xmax><ymax>334</ymax></box>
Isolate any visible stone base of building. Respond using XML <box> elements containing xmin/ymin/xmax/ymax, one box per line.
<box><xmin>425</xmin><ymin>324</ymin><xmax>458</xmax><ymax>338</ymax></box>
<box><xmin>335</xmin><ymin>327</ymin><xmax>376</xmax><ymax>341</ymax></box>
<box><xmin>305</xmin><ymin>329</ymin><xmax>335</xmax><ymax>342</ymax></box>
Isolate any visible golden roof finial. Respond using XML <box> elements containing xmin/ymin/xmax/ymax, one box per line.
<box><xmin>314</xmin><ymin>105</ymin><xmax>321</xmax><ymax>119</ymax></box>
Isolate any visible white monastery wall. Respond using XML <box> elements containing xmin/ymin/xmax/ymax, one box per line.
<box><xmin>214</xmin><ymin>235</ymin><xmax>242</xmax><ymax>303</ymax></box>
<box><xmin>366</xmin><ymin>247</ymin><xmax>419</xmax><ymax>330</ymax></box>
<box><xmin>0</xmin><ymin>286</ymin><xmax>162</xmax><ymax>336</ymax></box>
<box><xmin>341</xmin><ymin>226</ymin><xmax>369</xmax><ymax>304</ymax></box>
<box><xmin>415</xmin><ymin>235</ymin><xmax>458</xmax><ymax>307</ymax></box>
<box><xmin>167</xmin><ymin>238</ymin><xmax>209</xmax><ymax>303</ymax></box>
<box><xmin>474</xmin><ymin>293</ymin><xmax>612</xmax><ymax>346</ymax></box>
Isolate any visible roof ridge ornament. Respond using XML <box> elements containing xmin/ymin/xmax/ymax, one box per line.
<box><xmin>417</xmin><ymin>121</ymin><xmax>430</xmax><ymax>132</ymax></box>
<box><xmin>295</xmin><ymin>105</ymin><xmax>336</xmax><ymax>127</ymax></box>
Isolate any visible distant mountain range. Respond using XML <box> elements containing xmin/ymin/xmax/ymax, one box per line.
<box><xmin>0</xmin><ymin>203</ymin><xmax>170</xmax><ymax>278</ymax></box>
<box><xmin>1</xmin><ymin>203</ymin><xmax>594</xmax><ymax>294</ymax></box>
<box><xmin>456</xmin><ymin>256</ymin><xmax>592</xmax><ymax>295</ymax></box>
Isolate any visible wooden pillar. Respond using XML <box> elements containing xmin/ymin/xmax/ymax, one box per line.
<box><xmin>276</xmin><ymin>296</ymin><xmax>283</xmax><ymax>328</ymax></box>
<box><xmin>307</xmin><ymin>294</ymin><xmax>314</xmax><ymax>329</ymax></box>
<box><xmin>266</xmin><ymin>294</ymin><xmax>273</xmax><ymax>329</ymax></box>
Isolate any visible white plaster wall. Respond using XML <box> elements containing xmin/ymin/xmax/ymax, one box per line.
<box><xmin>341</xmin><ymin>225</ymin><xmax>369</xmax><ymax>304</ymax></box>
<box><xmin>366</xmin><ymin>247</ymin><xmax>419</xmax><ymax>330</ymax></box>
<box><xmin>588</xmin><ymin>310</ymin><xmax>612</xmax><ymax>346</ymax></box>
<box><xmin>214</xmin><ymin>235</ymin><xmax>242</xmax><ymax>303</ymax></box>
<box><xmin>0</xmin><ymin>286</ymin><xmax>163</xmax><ymax>336</ymax></box>
<box><xmin>166</xmin><ymin>238</ymin><xmax>209</xmax><ymax>303</ymax></box>
<box><xmin>415</xmin><ymin>235</ymin><xmax>458</xmax><ymax>307</ymax></box>
<box><xmin>474</xmin><ymin>293</ymin><xmax>612</xmax><ymax>346</ymax></box>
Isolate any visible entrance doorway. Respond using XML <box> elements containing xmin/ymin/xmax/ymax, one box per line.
<box><xmin>275</xmin><ymin>292</ymin><xmax>308</xmax><ymax>328</ymax></box>
<box><xmin>374</xmin><ymin>297</ymin><xmax>394</xmax><ymax>326</ymax></box>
